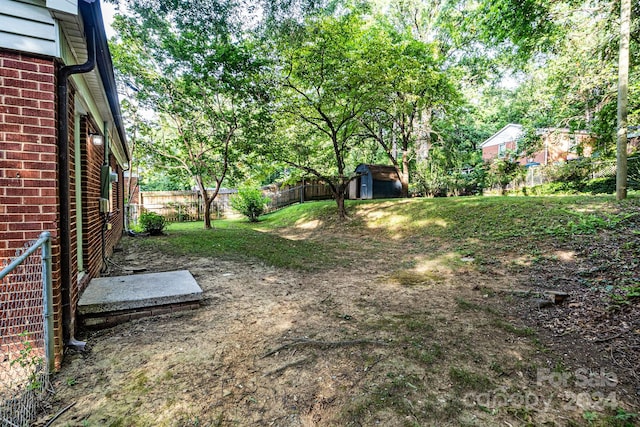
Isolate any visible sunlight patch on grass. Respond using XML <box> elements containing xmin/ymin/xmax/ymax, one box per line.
<box><xmin>363</xmin><ymin>211</ymin><xmax>407</xmax><ymax>224</ymax></box>
<box><xmin>413</xmin><ymin>253</ymin><xmax>458</xmax><ymax>274</ymax></box>
<box><xmin>390</xmin><ymin>270</ymin><xmax>446</xmax><ymax>287</ymax></box>
<box><xmin>414</xmin><ymin>218</ymin><xmax>448</xmax><ymax>229</ymax></box>
<box><xmin>295</xmin><ymin>218</ymin><xmax>323</xmax><ymax>229</ymax></box>
<box><xmin>360</xmin><ymin>212</ymin><xmax>448</xmax><ymax>240</ymax></box>
<box><xmin>554</xmin><ymin>250</ymin><xmax>576</xmax><ymax>261</ymax></box>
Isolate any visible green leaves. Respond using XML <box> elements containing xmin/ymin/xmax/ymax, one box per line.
<box><xmin>467</xmin><ymin>0</ymin><xmax>560</xmax><ymax>64</ymax></box>
<box><xmin>112</xmin><ymin>1</ymin><xmax>274</xmax><ymax>223</ymax></box>
<box><xmin>231</xmin><ymin>186</ymin><xmax>270</xmax><ymax>222</ymax></box>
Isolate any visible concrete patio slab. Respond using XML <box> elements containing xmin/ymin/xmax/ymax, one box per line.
<box><xmin>78</xmin><ymin>270</ymin><xmax>202</xmax><ymax>315</ymax></box>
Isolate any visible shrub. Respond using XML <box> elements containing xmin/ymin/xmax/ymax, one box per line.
<box><xmin>527</xmin><ymin>176</ymin><xmax>616</xmax><ymax>195</ymax></box>
<box><xmin>583</xmin><ymin>176</ymin><xmax>616</xmax><ymax>194</ymax></box>
<box><xmin>139</xmin><ymin>211</ymin><xmax>167</xmax><ymax>235</ymax></box>
<box><xmin>526</xmin><ymin>181</ymin><xmax>580</xmax><ymax>195</ymax></box>
<box><xmin>544</xmin><ymin>158</ymin><xmax>592</xmax><ymax>183</ymax></box>
<box><xmin>231</xmin><ymin>186</ymin><xmax>270</xmax><ymax>222</ymax></box>
<box><xmin>489</xmin><ymin>157</ymin><xmax>525</xmax><ymax>195</ymax></box>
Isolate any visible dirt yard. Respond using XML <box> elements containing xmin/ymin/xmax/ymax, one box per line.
<box><xmin>38</xmin><ymin>205</ymin><xmax>639</xmax><ymax>426</ymax></box>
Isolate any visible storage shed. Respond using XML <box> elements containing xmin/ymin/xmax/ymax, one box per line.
<box><xmin>350</xmin><ymin>164</ymin><xmax>402</xmax><ymax>199</ymax></box>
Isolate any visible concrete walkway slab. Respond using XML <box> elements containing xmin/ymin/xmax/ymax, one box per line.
<box><xmin>78</xmin><ymin>270</ymin><xmax>202</xmax><ymax>315</ymax></box>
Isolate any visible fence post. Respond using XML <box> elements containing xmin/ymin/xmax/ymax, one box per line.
<box><xmin>41</xmin><ymin>231</ymin><xmax>55</xmax><ymax>373</ymax></box>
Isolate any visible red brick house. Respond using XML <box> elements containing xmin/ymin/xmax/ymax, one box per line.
<box><xmin>481</xmin><ymin>123</ymin><xmax>594</xmax><ymax>166</ymax></box>
<box><xmin>1</xmin><ymin>0</ymin><xmax>128</xmax><ymax>366</ymax></box>
<box><xmin>481</xmin><ymin>124</ymin><xmax>524</xmax><ymax>163</ymax></box>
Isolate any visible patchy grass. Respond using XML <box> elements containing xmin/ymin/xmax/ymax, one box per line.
<box><xmin>141</xmin><ymin>194</ymin><xmax>638</xmax><ymax>274</ymax></box>
<box><xmin>138</xmin><ymin>220</ymin><xmax>348</xmax><ymax>271</ymax></box>
<box><xmin>449</xmin><ymin>366</ymin><xmax>494</xmax><ymax>392</ymax></box>
<box><xmin>50</xmin><ymin>194</ymin><xmax>640</xmax><ymax>426</ymax></box>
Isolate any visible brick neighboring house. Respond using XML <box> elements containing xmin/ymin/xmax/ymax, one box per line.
<box><xmin>481</xmin><ymin>123</ymin><xmax>594</xmax><ymax>166</ymax></box>
<box><xmin>1</xmin><ymin>0</ymin><xmax>128</xmax><ymax>366</ymax></box>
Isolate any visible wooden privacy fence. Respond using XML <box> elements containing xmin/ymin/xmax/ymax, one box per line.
<box><xmin>128</xmin><ymin>182</ymin><xmax>334</xmax><ymax>224</ymax></box>
<box><xmin>132</xmin><ymin>190</ymin><xmax>237</xmax><ymax>223</ymax></box>
<box><xmin>263</xmin><ymin>182</ymin><xmax>333</xmax><ymax>213</ymax></box>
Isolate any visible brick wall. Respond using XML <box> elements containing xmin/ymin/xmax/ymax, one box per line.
<box><xmin>0</xmin><ymin>50</ymin><xmax>63</xmax><ymax>365</ymax></box>
<box><xmin>72</xmin><ymin>117</ymin><xmax>124</xmax><ymax>318</ymax></box>
<box><xmin>82</xmin><ymin>119</ymin><xmax>104</xmax><ymax>280</ymax></box>
<box><xmin>68</xmin><ymin>89</ymin><xmax>80</xmax><ymax>332</ymax></box>
<box><xmin>109</xmin><ymin>156</ymin><xmax>125</xmax><ymax>250</ymax></box>
<box><xmin>482</xmin><ymin>145</ymin><xmax>499</xmax><ymax>162</ymax></box>
<box><xmin>482</xmin><ymin>141</ymin><xmax>518</xmax><ymax>163</ymax></box>
<box><xmin>1</xmin><ymin>49</ymin><xmax>126</xmax><ymax>366</ymax></box>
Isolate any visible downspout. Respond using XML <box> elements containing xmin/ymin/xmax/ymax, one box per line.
<box><xmin>57</xmin><ymin>25</ymin><xmax>96</xmax><ymax>350</ymax></box>
<box><xmin>100</xmin><ymin>122</ymin><xmax>109</xmax><ymax>274</ymax></box>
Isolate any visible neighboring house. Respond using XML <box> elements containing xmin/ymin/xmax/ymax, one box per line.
<box><xmin>0</xmin><ymin>0</ymin><xmax>128</xmax><ymax>366</ymax></box>
<box><xmin>481</xmin><ymin>124</ymin><xmax>594</xmax><ymax>166</ymax></box>
<box><xmin>348</xmin><ymin>164</ymin><xmax>402</xmax><ymax>200</ymax></box>
<box><xmin>481</xmin><ymin>124</ymin><xmax>524</xmax><ymax>163</ymax></box>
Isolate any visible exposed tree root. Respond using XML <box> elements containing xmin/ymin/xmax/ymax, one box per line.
<box><xmin>262</xmin><ymin>339</ymin><xmax>388</xmax><ymax>359</ymax></box>
<box><xmin>263</xmin><ymin>356</ymin><xmax>315</xmax><ymax>377</ymax></box>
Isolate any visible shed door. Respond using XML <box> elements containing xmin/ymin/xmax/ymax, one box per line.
<box><xmin>360</xmin><ymin>173</ymin><xmax>372</xmax><ymax>199</ymax></box>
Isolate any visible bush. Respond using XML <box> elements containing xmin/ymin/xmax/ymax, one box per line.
<box><xmin>527</xmin><ymin>176</ymin><xmax>616</xmax><ymax>195</ymax></box>
<box><xmin>526</xmin><ymin>181</ymin><xmax>580</xmax><ymax>195</ymax></box>
<box><xmin>583</xmin><ymin>176</ymin><xmax>616</xmax><ymax>194</ymax></box>
<box><xmin>544</xmin><ymin>158</ymin><xmax>593</xmax><ymax>183</ymax></box>
<box><xmin>489</xmin><ymin>157</ymin><xmax>525</xmax><ymax>195</ymax></box>
<box><xmin>231</xmin><ymin>186</ymin><xmax>270</xmax><ymax>222</ymax></box>
<box><xmin>139</xmin><ymin>211</ymin><xmax>167</xmax><ymax>235</ymax></box>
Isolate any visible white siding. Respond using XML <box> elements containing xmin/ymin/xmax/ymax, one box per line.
<box><xmin>481</xmin><ymin>124</ymin><xmax>524</xmax><ymax>148</ymax></box>
<box><xmin>46</xmin><ymin>0</ymin><xmax>76</xmax><ymax>15</ymax></box>
<box><xmin>0</xmin><ymin>0</ymin><xmax>58</xmax><ymax>57</ymax></box>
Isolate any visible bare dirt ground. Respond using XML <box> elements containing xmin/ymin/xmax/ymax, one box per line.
<box><xmin>37</xmin><ymin>215</ymin><xmax>639</xmax><ymax>426</ymax></box>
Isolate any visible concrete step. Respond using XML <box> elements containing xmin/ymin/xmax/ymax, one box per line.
<box><xmin>78</xmin><ymin>270</ymin><xmax>203</xmax><ymax>328</ymax></box>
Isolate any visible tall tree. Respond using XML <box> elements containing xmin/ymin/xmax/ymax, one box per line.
<box><xmin>357</xmin><ymin>24</ymin><xmax>458</xmax><ymax>197</ymax></box>
<box><xmin>272</xmin><ymin>12</ymin><xmax>375</xmax><ymax>218</ymax></box>
<box><xmin>464</xmin><ymin>0</ymin><xmax>561</xmax><ymax>64</ymax></box>
<box><xmin>111</xmin><ymin>0</ymin><xmax>269</xmax><ymax>228</ymax></box>
<box><xmin>617</xmin><ymin>0</ymin><xmax>631</xmax><ymax>200</ymax></box>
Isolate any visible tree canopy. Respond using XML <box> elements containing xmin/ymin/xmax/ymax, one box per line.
<box><xmin>110</xmin><ymin>0</ymin><xmax>638</xmax><ymax>217</ymax></box>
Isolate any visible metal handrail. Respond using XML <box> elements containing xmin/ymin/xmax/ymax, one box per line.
<box><xmin>0</xmin><ymin>231</ymin><xmax>54</xmax><ymax>372</ymax></box>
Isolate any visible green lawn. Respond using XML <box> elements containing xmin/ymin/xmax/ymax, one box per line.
<box><xmin>54</xmin><ymin>193</ymin><xmax>639</xmax><ymax>426</ymax></box>
<box><xmin>149</xmin><ymin>194</ymin><xmax>638</xmax><ymax>272</ymax></box>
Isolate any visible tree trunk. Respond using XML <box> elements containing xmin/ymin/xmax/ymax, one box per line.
<box><xmin>333</xmin><ymin>181</ymin><xmax>348</xmax><ymax>220</ymax></box>
<box><xmin>401</xmin><ymin>148</ymin><xmax>410</xmax><ymax>198</ymax></box>
<box><xmin>616</xmin><ymin>0</ymin><xmax>630</xmax><ymax>201</ymax></box>
<box><xmin>203</xmin><ymin>195</ymin><xmax>213</xmax><ymax>229</ymax></box>
<box><xmin>335</xmin><ymin>192</ymin><xmax>347</xmax><ymax>219</ymax></box>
